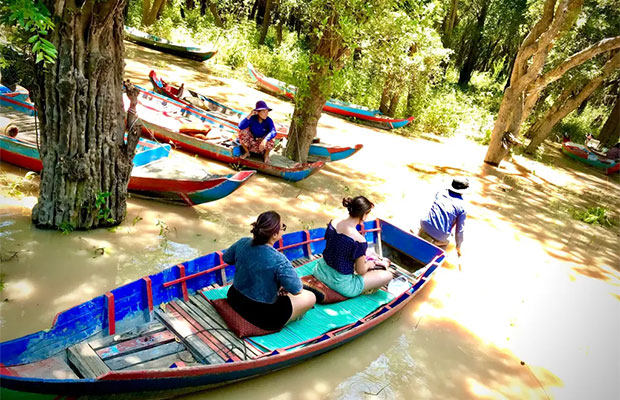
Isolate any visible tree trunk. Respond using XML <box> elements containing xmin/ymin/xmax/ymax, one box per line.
<box><xmin>458</xmin><ymin>0</ymin><xmax>489</xmax><ymax>86</ymax></box>
<box><xmin>143</xmin><ymin>0</ymin><xmax>166</xmax><ymax>26</ymax></box>
<box><xmin>386</xmin><ymin>92</ymin><xmax>400</xmax><ymax>118</ymax></box>
<box><xmin>202</xmin><ymin>0</ymin><xmax>223</xmax><ymax>27</ymax></box>
<box><xmin>484</xmin><ymin>0</ymin><xmax>586</xmax><ymax>166</ymax></box>
<box><xmin>276</xmin><ymin>19</ymin><xmax>284</xmax><ymax>45</ymax></box>
<box><xmin>598</xmin><ymin>94</ymin><xmax>620</xmax><ymax>147</ymax></box>
<box><xmin>442</xmin><ymin>0</ymin><xmax>459</xmax><ymax>48</ymax></box>
<box><xmin>525</xmin><ymin>51</ymin><xmax>620</xmax><ymax>152</ymax></box>
<box><xmin>32</xmin><ymin>0</ymin><xmax>141</xmax><ymax>230</ymax></box>
<box><xmin>285</xmin><ymin>16</ymin><xmax>349</xmax><ymax>162</ymax></box>
<box><xmin>258</xmin><ymin>0</ymin><xmax>274</xmax><ymax>45</ymax></box>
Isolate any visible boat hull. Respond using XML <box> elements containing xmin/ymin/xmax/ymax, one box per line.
<box><xmin>133</xmin><ymin>88</ymin><xmax>325</xmax><ymax>181</ymax></box>
<box><xmin>147</xmin><ymin>72</ymin><xmax>363</xmax><ymax>163</ymax></box>
<box><xmin>247</xmin><ymin>63</ymin><xmax>414</xmax><ymax>129</ymax></box>
<box><xmin>0</xmin><ymin>86</ymin><xmax>37</xmax><ymax>116</ymax></box>
<box><xmin>0</xmin><ymin>220</ymin><xmax>445</xmax><ymax>398</ymax></box>
<box><xmin>562</xmin><ymin>141</ymin><xmax>620</xmax><ymax>174</ymax></box>
<box><xmin>124</xmin><ymin>27</ymin><xmax>216</xmax><ymax>61</ymax></box>
<box><xmin>0</xmin><ymin>134</ymin><xmax>253</xmax><ymax>206</ymax></box>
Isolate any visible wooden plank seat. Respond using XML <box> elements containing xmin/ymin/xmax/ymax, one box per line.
<box><xmin>66</xmin><ymin>321</ymin><xmax>199</xmax><ymax>377</ymax></box>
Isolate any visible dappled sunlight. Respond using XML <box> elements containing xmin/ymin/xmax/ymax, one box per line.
<box><xmin>1</xmin><ymin>278</ymin><xmax>35</xmax><ymax>300</ymax></box>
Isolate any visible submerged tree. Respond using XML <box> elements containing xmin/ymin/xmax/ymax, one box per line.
<box><xmin>4</xmin><ymin>0</ymin><xmax>141</xmax><ymax>230</ymax></box>
<box><xmin>483</xmin><ymin>0</ymin><xmax>620</xmax><ymax>167</ymax></box>
<box><xmin>285</xmin><ymin>0</ymin><xmax>396</xmax><ymax>162</ymax></box>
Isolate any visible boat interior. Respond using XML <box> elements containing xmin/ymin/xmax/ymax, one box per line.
<box><xmin>4</xmin><ymin>239</ymin><xmax>429</xmax><ymax>380</ymax></box>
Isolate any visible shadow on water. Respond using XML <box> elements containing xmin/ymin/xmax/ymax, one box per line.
<box><xmin>177</xmin><ymin>279</ymin><xmax>560</xmax><ymax>400</ymax></box>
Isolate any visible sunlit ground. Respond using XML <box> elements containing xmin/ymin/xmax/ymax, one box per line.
<box><xmin>0</xmin><ymin>42</ymin><xmax>618</xmax><ymax>399</ymax></box>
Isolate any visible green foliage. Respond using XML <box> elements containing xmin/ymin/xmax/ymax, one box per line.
<box><xmin>59</xmin><ymin>221</ymin><xmax>75</xmax><ymax>235</ymax></box>
<box><xmin>570</xmin><ymin>206</ymin><xmax>615</xmax><ymax>227</ymax></box>
<box><xmin>551</xmin><ymin>104</ymin><xmax>606</xmax><ymax>144</ymax></box>
<box><xmin>95</xmin><ymin>192</ymin><xmax>114</xmax><ymax>223</ymax></box>
<box><xmin>0</xmin><ymin>273</ymin><xmax>5</xmax><ymax>291</ymax></box>
<box><xmin>1</xmin><ymin>0</ymin><xmax>56</xmax><ymax>65</ymax></box>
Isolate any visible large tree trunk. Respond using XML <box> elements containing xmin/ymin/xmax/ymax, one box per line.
<box><xmin>442</xmin><ymin>0</ymin><xmax>459</xmax><ymax>48</ymax></box>
<box><xmin>142</xmin><ymin>0</ymin><xmax>166</xmax><ymax>26</ymax></box>
<box><xmin>598</xmin><ymin>94</ymin><xmax>620</xmax><ymax>147</ymax></box>
<box><xmin>205</xmin><ymin>0</ymin><xmax>224</xmax><ymax>27</ymax></box>
<box><xmin>258</xmin><ymin>0</ymin><xmax>274</xmax><ymax>45</ymax></box>
<box><xmin>525</xmin><ymin>51</ymin><xmax>620</xmax><ymax>153</ymax></box>
<box><xmin>458</xmin><ymin>0</ymin><xmax>489</xmax><ymax>86</ymax></box>
<box><xmin>285</xmin><ymin>16</ymin><xmax>349</xmax><ymax>162</ymax></box>
<box><xmin>32</xmin><ymin>0</ymin><xmax>140</xmax><ymax>230</ymax></box>
<box><xmin>485</xmin><ymin>0</ymin><xmax>585</xmax><ymax>166</ymax></box>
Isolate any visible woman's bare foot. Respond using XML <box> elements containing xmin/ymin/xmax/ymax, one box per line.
<box><xmin>240</xmin><ymin>152</ymin><xmax>250</xmax><ymax>159</ymax></box>
<box><xmin>263</xmin><ymin>156</ymin><xmax>270</xmax><ymax>164</ymax></box>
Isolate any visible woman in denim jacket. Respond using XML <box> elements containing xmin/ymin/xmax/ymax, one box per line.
<box><xmin>223</xmin><ymin>211</ymin><xmax>316</xmax><ymax>330</ymax></box>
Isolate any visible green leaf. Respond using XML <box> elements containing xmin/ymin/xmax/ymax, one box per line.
<box><xmin>35</xmin><ymin>52</ymin><xmax>44</xmax><ymax>64</ymax></box>
<box><xmin>28</xmin><ymin>34</ymin><xmax>39</xmax><ymax>43</ymax></box>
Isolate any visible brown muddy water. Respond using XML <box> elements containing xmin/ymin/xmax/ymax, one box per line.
<box><xmin>0</xmin><ymin>42</ymin><xmax>619</xmax><ymax>399</ymax></box>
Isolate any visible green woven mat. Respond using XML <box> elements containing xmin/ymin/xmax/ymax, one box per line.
<box><xmin>200</xmin><ymin>257</ymin><xmax>396</xmax><ymax>351</ymax></box>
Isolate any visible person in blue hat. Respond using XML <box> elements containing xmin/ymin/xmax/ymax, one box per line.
<box><xmin>238</xmin><ymin>100</ymin><xmax>278</xmax><ymax>163</ymax></box>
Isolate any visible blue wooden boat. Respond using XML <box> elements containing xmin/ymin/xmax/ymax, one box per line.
<box><xmin>148</xmin><ymin>70</ymin><xmax>364</xmax><ymax>163</ymax></box>
<box><xmin>247</xmin><ymin>63</ymin><xmax>415</xmax><ymax>130</ymax></box>
<box><xmin>131</xmin><ymin>86</ymin><xmax>325</xmax><ymax>182</ymax></box>
<box><xmin>0</xmin><ymin>108</ymin><xmax>255</xmax><ymax>206</ymax></box>
<box><xmin>0</xmin><ymin>85</ymin><xmax>36</xmax><ymax>116</ymax></box>
<box><xmin>0</xmin><ymin>219</ymin><xmax>445</xmax><ymax>399</ymax></box>
<box><xmin>124</xmin><ymin>26</ymin><xmax>217</xmax><ymax>62</ymax></box>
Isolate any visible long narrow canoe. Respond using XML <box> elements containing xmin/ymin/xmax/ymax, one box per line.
<box><xmin>148</xmin><ymin>70</ymin><xmax>364</xmax><ymax>162</ymax></box>
<box><xmin>0</xmin><ymin>108</ymin><xmax>255</xmax><ymax>206</ymax></box>
<box><xmin>0</xmin><ymin>219</ymin><xmax>445</xmax><ymax>399</ymax></box>
<box><xmin>0</xmin><ymin>85</ymin><xmax>36</xmax><ymax>116</ymax></box>
<box><xmin>247</xmin><ymin>63</ymin><xmax>415</xmax><ymax>129</ymax></box>
<box><xmin>562</xmin><ymin>138</ymin><xmax>619</xmax><ymax>174</ymax></box>
<box><xmin>124</xmin><ymin>26</ymin><xmax>217</xmax><ymax>62</ymax></box>
<box><xmin>131</xmin><ymin>87</ymin><xmax>325</xmax><ymax>181</ymax></box>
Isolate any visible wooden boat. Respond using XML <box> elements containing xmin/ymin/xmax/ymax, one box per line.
<box><xmin>130</xmin><ymin>86</ymin><xmax>325</xmax><ymax>182</ymax></box>
<box><xmin>0</xmin><ymin>108</ymin><xmax>256</xmax><ymax>206</ymax></box>
<box><xmin>0</xmin><ymin>219</ymin><xmax>445</xmax><ymax>399</ymax></box>
<box><xmin>562</xmin><ymin>138</ymin><xmax>619</xmax><ymax>174</ymax></box>
<box><xmin>124</xmin><ymin>26</ymin><xmax>217</xmax><ymax>62</ymax></box>
<box><xmin>148</xmin><ymin>70</ymin><xmax>363</xmax><ymax>162</ymax></box>
<box><xmin>0</xmin><ymin>85</ymin><xmax>36</xmax><ymax>116</ymax></box>
<box><xmin>247</xmin><ymin>63</ymin><xmax>415</xmax><ymax>130</ymax></box>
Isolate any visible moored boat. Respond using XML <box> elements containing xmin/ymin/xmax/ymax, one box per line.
<box><xmin>130</xmin><ymin>86</ymin><xmax>325</xmax><ymax>181</ymax></box>
<box><xmin>0</xmin><ymin>107</ymin><xmax>255</xmax><ymax>206</ymax></box>
<box><xmin>0</xmin><ymin>85</ymin><xmax>36</xmax><ymax>116</ymax></box>
<box><xmin>0</xmin><ymin>219</ymin><xmax>445</xmax><ymax>399</ymax></box>
<box><xmin>561</xmin><ymin>138</ymin><xmax>619</xmax><ymax>174</ymax></box>
<box><xmin>148</xmin><ymin>70</ymin><xmax>364</xmax><ymax>162</ymax></box>
<box><xmin>247</xmin><ymin>63</ymin><xmax>415</xmax><ymax>129</ymax></box>
<box><xmin>124</xmin><ymin>26</ymin><xmax>217</xmax><ymax>62</ymax></box>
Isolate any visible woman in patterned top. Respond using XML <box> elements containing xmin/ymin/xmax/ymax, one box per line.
<box><xmin>312</xmin><ymin>196</ymin><xmax>393</xmax><ymax>297</ymax></box>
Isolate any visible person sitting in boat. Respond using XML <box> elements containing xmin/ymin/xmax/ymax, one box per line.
<box><xmin>222</xmin><ymin>211</ymin><xmax>316</xmax><ymax>331</ymax></box>
<box><xmin>604</xmin><ymin>143</ymin><xmax>620</xmax><ymax>160</ymax></box>
<box><xmin>312</xmin><ymin>196</ymin><xmax>393</xmax><ymax>298</ymax></box>
<box><xmin>238</xmin><ymin>100</ymin><xmax>277</xmax><ymax>163</ymax></box>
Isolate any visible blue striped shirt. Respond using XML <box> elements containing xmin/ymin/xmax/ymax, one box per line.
<box><xmin>420</xmin><ymin>190</ymin><xmax>467</xmax><ymax>248</ymax></box>
<box><xmin>238</xmin><ymin>115</ymin><xmax>277</xmax><ymax>141</ymax></box>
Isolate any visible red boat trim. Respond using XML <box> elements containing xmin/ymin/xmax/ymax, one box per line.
<box><xmin>0</xmin><ymin>95</ymin><xmax>37</xmax><ymax>111</ymax></box>
<box><xmin>304</xmin><ymin>231</ymin><xmax>312</xmax><ymax>257</ymax></box>
<box><xmin>143</xmin><ymin>277</ymin><xmax>154</xmax><ymax>312</ymax></box>
<box><xmin>98</xmin><ymin>275</ymin><xmax>417</xmax><ymax>381</ymax></box>
<box><xmin>179</xmin><ymin>192</ymin><xmax>194</xmax><ymax>206</ymax></box>
<box><xmin>163</xmin><ymin>263</ymin><xmax>228</xmax><ymax>288</ymax></box>
<box><xmin>105</xmin><ymin>292</ymin><xmax>115</xmax><ymax>335</ymax></box>
<box><xmin>0</xmin><ymin>363</ymin><xmax>18</xmax><ymax>376</ymax></box>
<box><xmin>177</xmin><ymin>264</ymin><xmax>189</xmax><ymax>302</ymax></box>
<box><xmin>163</xmin><ymin>227</ymin><xmax>380</xmax><ymax>288</ymax></box>
<box><xmin>217</xmin><ymin>251</ymin><xmax>228</xmax><ymax>285</ymax></box>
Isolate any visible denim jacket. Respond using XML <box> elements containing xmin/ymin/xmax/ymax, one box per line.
<box><xmin>222</xmin><ymin>237</ymin><xmax>302</xmax><ymax>303</ymax></box>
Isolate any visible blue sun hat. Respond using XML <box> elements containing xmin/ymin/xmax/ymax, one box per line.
<box><xmin>254</xmin><ymin>100</ymin><xmax>272</xmax><ymax>111</ymax></box>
